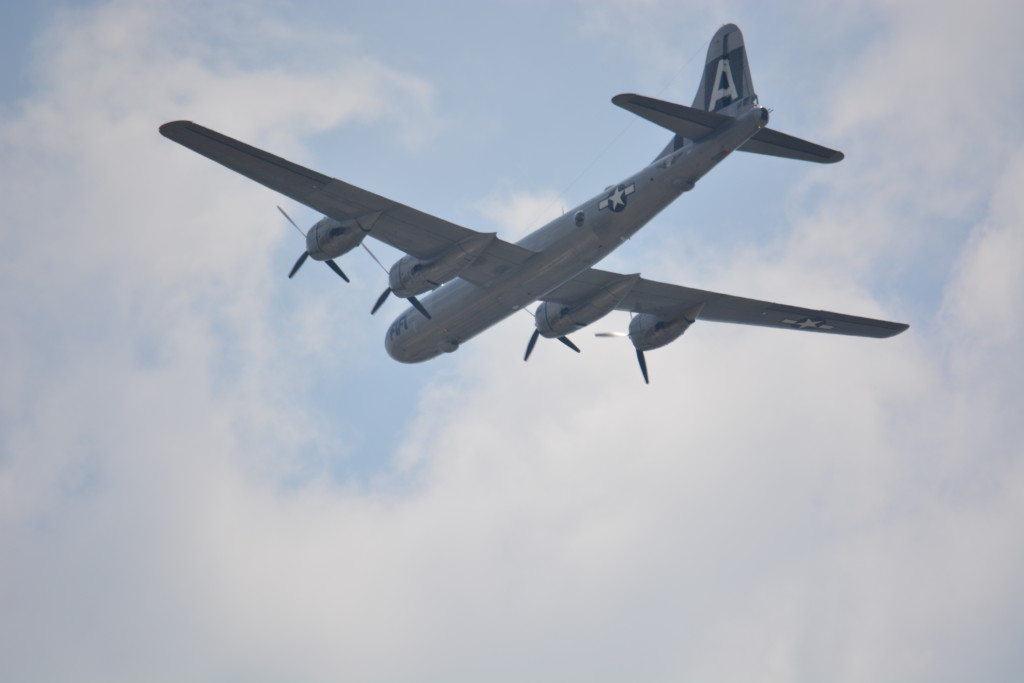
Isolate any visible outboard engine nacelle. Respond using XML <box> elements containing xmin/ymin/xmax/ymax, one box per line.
<box><xmin>306</xmin><ymin>215</ymin><xmax>369</xmax><ymax>261</ymax></box>
<box><xmin>619</xmin><ymin>303</ymin><xmax>704</xmax><ymax>384</ymax></box>
<box><xmin>628</xmin><ymin>303</ymin><xmax>704</xmax><ymax>350</ymax></box>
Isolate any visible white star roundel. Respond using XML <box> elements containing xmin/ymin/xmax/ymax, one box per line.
<box><xmin>782</xmin><ymin>317</ymin><xmax>834</xmax><ymax>330</ymax></box>
<box><xmin>598</xmin><ymin>183</ymin><xmax>635</xmax><ymax>212</ymax></box>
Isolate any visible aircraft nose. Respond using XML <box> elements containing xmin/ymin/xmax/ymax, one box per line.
<box><xmin>384</xmin><ymin>327</ymin><xmax>411</xmax><ymax>363</ymax></box>
<box><xmin>384</xmin><ymin>319</ymin><xmax>444</xmax><ymax>363</ymax></box>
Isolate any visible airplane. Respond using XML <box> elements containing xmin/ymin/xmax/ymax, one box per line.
<box><xmin>160</xmin><ymin>23</ymin><xmax>907</xmax><ymax>383</ymax></box>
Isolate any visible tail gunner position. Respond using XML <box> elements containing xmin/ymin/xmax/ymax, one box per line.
<box><xmin>160</xmin><ymin>24</ymin><xmax>907</xmax><ymax>383</ymax></box>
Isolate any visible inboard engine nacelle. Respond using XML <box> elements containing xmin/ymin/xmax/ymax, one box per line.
<box><xmin>535</xmin><ymin>273</ymin><xmax>640</xmax><ymax>338</ymax></box>
<box><xmin>389</xmin><ymin>232</ymin><xmax>497</xmax><ymax>297</ymax></box>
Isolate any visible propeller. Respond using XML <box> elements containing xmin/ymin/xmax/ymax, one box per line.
<box><xmin>324</xmin><ymin>259</ymin><xmax>350</xmax><ymax>283</ymax></box>
<box><xmin>278</xmin><ymin>206</ymin><xmax>349</xmax><ymax>282</ymax></box>
<box><xmin>371</xmin><ymin>286</ymin><xmax>432</xmax><ymax>320</ymax></box>
<box><xmin>523</xmin><ymin>329</ymin><xmax>580</xmax><ymax>361</ymax></box>
<box><xmin>288</xmin><ymin>250</ymin><xmax>309</xmax><ymax>278</ymax></box>
<box><xmin>370</xmin><ymin>287</ymin><xmax>392</xmax><ymax>314</ymax></box>
<box><xmin>361</xmin><ymin>242</ymin><xmax>432</xmax><ymax>320</ymax></box>
<box><xmin>595</xmin><ymin>331</ymin><xmax>650</xmax><ymax>384</ymax></box>
<box><xmin>636</xmin><ymin>349</ymin><xmax>650</xmax><ymax>384</ymax></box>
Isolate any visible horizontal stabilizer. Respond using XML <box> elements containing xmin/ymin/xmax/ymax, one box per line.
<box><xmin>740</xmin><ymin>128</ymin><xmax>844</xmax><ymax>163</ymax></box>
<box><xmin>612</xmin><ymin>93</ymin><xmax>732</xmax><ymax>140</ymax></box>
<box><xmin>614</xmin><ymin>93</ymin><xmax>843</xmax><ymax>164</ymax></box>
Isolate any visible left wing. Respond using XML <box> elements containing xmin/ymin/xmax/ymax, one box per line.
<box><xmin>540</xmin><ymin>268</ymin><xmax>908</xmax><ymax>338</ymax></box>
<box><xmin>159</xmin><ymin>121</ymin><xmax>535</xmax><ymax>287</ymax></box>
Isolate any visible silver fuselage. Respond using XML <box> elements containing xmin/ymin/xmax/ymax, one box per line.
<box><xmin>385</xmin><ymin>106</ymin><xmax>767</xmax><ymax>363</ymax></box>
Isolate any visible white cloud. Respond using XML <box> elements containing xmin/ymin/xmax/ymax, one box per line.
<box><xmin>0</xmin><ymin>4</ymin><xmax>440</xmax><ymax>678</ymax></box>
<box><xmin>473</xmin><ymin>187</ymin><xmax>567</xmax><ymax>241</ymax></box>
<box><xmin>944</xmin><ymin>149</ymin><xmax>1024</xmax><ymax>351</ymax></box>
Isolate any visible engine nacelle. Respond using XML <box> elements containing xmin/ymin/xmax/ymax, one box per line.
<box><xmin>535</xmin><ymin>273</ymin><xmax>640</xmax><ymax>338</ymax></box>
<box><xmin>389</xmin><ymin>232</ymin><xmax>496</xmax><ymax>298</ymax></box>
<box><xmin>628</xmin><ymin>303</ymin><xmax>704</xmax><ymax>351</ymax></box>
<box><xmin>306</xmin><ymin>212</ymin><xmax>380</xmax><ymax>262</ymax></box>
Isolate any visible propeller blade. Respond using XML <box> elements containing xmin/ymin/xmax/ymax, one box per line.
<box><xmin>325</xmin><ymin>259</ymin><xmax>350</xmax><ymax>283</ymax></box>
<box><xmin>524</xmin><ymin>329</ymin><xmax>540</xmax><ymax>361</ymax></box>
<box><xmin>289</xmin><ymin>251</ymin><xmax>310</xmax><ymax>278</ymax></box>
<box><xmin>408</xmin><ymin>295</ymin><xmax>432</xmax><ymax>320</ymax></box>
<box><xmin>277</xmin><ymin>205</ymin><xmax>304</xmax><ymax>236</ymax></box>
<box><xmin>595</xmin><ymin>331</ymin><xmax>629</xmax><ymax>338</ymax></box>
<box><xmin>636</xmin><ymin>349</ymin><xmax>649</xmax><ymax>384</ymax></box>
<box><xmin>557</xmin><ymin>336</ymin><xmax>581</xmax><ymax>353</ymax></box>
<box><xmin>371</xmin><ymin>287</ymin><xmax>392</xmax><ymax>315</ymax></box>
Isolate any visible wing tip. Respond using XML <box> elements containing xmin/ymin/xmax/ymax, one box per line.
<box><xmin>159</xmin><ymin>120</ymin><xmax>194</xmax><ymax>139</ymax></box>
<box><xmin>885</xmin><ymin>322</ymin><xmax>910</xmax><ymax>337</ymax></box>
<box><xmin>611</xmin><ymin>93</ymin><xmax>637</xmax><ymax>107</ymax></box>
<box><xmin>868</xmin><ymin>321</ymin><xmax>909</xmax><ymax>338</ymax></box>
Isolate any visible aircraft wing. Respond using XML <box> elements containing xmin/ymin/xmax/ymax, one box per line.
<box><xmin>159</xmin><ymin>121</ymin><xmax>535</xmax><ymax>287</ymax></box>
<box><xmin>539</xmin><ymin>268</ymin><xmax>909</xmax><ymax>338</ymax></box>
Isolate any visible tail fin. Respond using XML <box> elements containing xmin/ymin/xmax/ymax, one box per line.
<box><xmin>647</xmin><ymin>23</ymin><xmax>759</xmax><ymax>161</ymax></box>
<box><xmin>692</xmin><ymin>24</ymin><xmax>758</xmax><ymax>114</ymax></box>
<box><xmin>633</xmin><ymin>23</ymin><xmax>843</xmax><ymax>164</ymax></box>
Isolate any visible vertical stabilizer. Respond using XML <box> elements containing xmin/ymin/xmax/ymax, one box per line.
<box><xmin>650</xmin><ymin>24</ymin><xmax>761</xmax><ymax>162</ymax></box>
<box><xmin>692</xmin><ymin>24</ymin><xmax>757</xmax><ymax>114</ymax></box>
<box><xmin>641</xmin><ymin>24</ymin><xmax>839</xmax><ymax>165</ymax></box>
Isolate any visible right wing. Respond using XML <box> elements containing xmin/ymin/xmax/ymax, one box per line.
<box><xmin>540</xmin><ymin>268</ymin><xmax>908</xmax><ymax>339</ymax></box>
<box><xmin>159</xmin><ymin>121</ymin><xmax>535</xmax><ymax>287</ymax></box>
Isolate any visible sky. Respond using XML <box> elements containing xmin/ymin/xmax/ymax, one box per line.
<box><xmin>1</xmin><ymin>1</ymin><xmax>1023</xmax><ymax>681</ymax></box>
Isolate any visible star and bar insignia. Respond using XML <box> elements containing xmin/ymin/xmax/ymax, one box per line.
<box><xmin>598</xmin><ymin>183</ymin><xmax>635</xmax><ymax>212</ymax></box>
<box><xmin>782</xmin><ymin>317</ymin><xmax>835</xmax><ymax>330</ymax></box>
